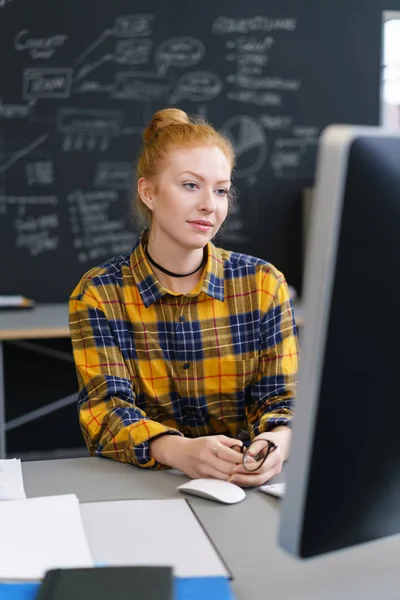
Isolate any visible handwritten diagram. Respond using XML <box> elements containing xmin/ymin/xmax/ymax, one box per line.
<box><xmin>0</xmin><ymin>7</ymin><xmax>321</xmax><ymax>267</ymax></box>
<box><xmin>14</xmin><ymin>29</ymin><xmax>68</xmax><ymax>60</ymax></box>
<box><xmin>23</xmin><ymin>68</ymin><xmax>73</xmax><ymax>99</ymax></box>
<box><xmin>25</xmin><ymin>160</ymin><xmax>54</xmax><ymax>186</ymax></box>
<box><xmin>57</xmin><ymin>108</ymin><xmax>124</xmax><ymax>152</ymax></box>
<box><xmin>222</xmin><ymin>115</ymin><xmax>267</xmax><ymax>179</ymax></box>
<box><xmin>94</xmin><ymin>162</ymin><xmax>133</xmax><ymax>190</ymax></box>
<box><xmin>155</xmin><ymin>37</ymin><xmax>204</xmax><ymax>75</ymax></box>
<box><xmin>170</xmin><ymin>72</ymin><xmax>223</xmax><ymax>103</ymax></box>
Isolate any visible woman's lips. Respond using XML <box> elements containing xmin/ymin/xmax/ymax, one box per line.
<box><xmin>188</xmin><ymin>221</ymin><xmax>212</xmax><ymax>231</ymax></box>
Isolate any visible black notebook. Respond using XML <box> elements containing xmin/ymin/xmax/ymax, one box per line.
<box><xmin>36</xmin><ymin>566</ymin><xmax>173</xmax><ymax>600</ymax></box>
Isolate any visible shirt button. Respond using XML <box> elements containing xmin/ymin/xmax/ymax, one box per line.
<box><xmin>179</xmin><ymin>316</ymin><xmax>185</xmax><ymax>322</ymax></box>
<box><xmin>183</xmin><ymin>362</ymin><xmax>190</xmax><ymax>369</ymax></box>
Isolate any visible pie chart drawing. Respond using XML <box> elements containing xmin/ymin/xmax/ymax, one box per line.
<box><xmin>221</xmin><ymin>115</ymin><xmax>268</xmax><ymax>179</ymax></box>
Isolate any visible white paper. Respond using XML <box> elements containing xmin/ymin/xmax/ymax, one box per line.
<box><xmin>0</xmin><ymin>494</ymin><xmax>94</xmax><ymax>580</ymax></box>
<box><xmin>0</xmin><ymin>459</ymin><xmax>26</xmax><ymax>501</ymax></box>
<box><xmin>81</xmin><ymin>498</ymin><xmax>229</xmax><ymax>579</ymax></box>
<box><xmin>0</xmin><ymin>296</ymin><xmax>26</xmax><ymax>307</ymax></box>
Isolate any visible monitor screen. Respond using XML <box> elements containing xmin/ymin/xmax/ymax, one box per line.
<box><xmin>279</xmin><ymin>126</ymin><xmax>400</xmax><ymax>558</ymax></box>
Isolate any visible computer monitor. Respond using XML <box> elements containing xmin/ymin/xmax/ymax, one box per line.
<box><xmin>279</xmin><ymin>125</ymin><xmax>400</xmax><ymax>558</ymax></box>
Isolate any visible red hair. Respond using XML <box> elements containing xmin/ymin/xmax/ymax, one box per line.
<box><xmin>135</xmin><ymin>108</ymin><xmax>236</xmax><ymax>225</ymax></box>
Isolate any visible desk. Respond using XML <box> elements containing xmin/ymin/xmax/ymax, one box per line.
<box><xmin>0</xmin><ymin>304</ymin><xmax>69</xmax><ymax>341</ymax></box>
<box><xmin>0</xmin><ymin>304</ymin><xmax>70</xmax><ymax>458</ymax></box>
<box><xmin>22</xmin><ymin>457</ymin><xmax>400</xmax><ymax>600</ymax></box>
<box><xmin>0</xmin><ymin>302</ymin><xmax>304</xmax><ymax>458</ymax></box>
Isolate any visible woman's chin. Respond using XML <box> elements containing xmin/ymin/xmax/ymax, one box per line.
<box><xmin>178</xmin><ymin>230</ymin><xmax>212</xmax><ymax>248</ymax></box>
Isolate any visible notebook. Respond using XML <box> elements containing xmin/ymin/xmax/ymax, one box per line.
<box><xmin>36</xmin><ymin>566</ymin><xmax>173</xmax><ymax>600</ymax></box>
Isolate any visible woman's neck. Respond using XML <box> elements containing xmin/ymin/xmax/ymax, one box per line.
<box><xmin>145</xmin><ymin>231</ymin><xmax>206</xmax><ymax>294</ymax></box>
<box><xmin>147</xmin><ymin>239</ymin><xmax>204</xmax><ymax>275</ymax></box>
<box><xmin>150</xmin><ymin>265</ymin><xmax>203</xmax><ymax>294</ymax></box>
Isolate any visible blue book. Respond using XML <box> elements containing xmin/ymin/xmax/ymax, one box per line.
<box><xmin>176</xmin><ymin>577</ymin><xmax>234</xmax><ymax>599</ymax></box>
<box><xmin>0</xmin><ymin>583</ymin><xmax>39</xmax><ymax>600</ymax></box>
<box><xmin>0</xmin><ymin>576</ymin><xmax>234</xmax><ymax>600</ymax></box>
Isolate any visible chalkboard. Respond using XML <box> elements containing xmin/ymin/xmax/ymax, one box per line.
<box><xmin>0</xmin><ymin>1</ymin><xmax>383</xmax><ymax>302</ymax></box>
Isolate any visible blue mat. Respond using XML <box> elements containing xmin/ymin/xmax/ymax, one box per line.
<box><xmin>0</xmin><ymin>576</ymin><xmax>234</xmax><ymax>600</ymax></box>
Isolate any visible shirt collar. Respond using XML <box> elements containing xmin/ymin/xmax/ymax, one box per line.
<box><xmin>130</xmin><ymin>230</ymin><xmax>225</xmax><ymax>308</ymax></box>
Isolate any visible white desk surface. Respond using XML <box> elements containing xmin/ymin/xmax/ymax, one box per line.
<box><xmin>0</xmin><ymin>301</ymin><xmax>304</xmax><ymax>341</ymax></box>
<box><xmin>21</xmin><ymin>457</ymin><xmax>400</xmax><ymax>600</ymax></box>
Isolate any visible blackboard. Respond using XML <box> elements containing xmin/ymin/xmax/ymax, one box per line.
<box><xmin>0</xmin><ymin>0</ymin><xmax>385</xmax><ymax>302</ymax></box>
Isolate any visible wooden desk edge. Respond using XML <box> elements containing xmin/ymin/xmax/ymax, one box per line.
<box><xmin>0</xmin><ymin>327</ymin><xmax>70</xmax><ymax>341</ymax></box>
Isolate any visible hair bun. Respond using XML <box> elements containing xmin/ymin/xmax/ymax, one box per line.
<box><xmin>143</xmin><ymin>108</ymin><xmax>190</xmax><ymax>143</ymax></box>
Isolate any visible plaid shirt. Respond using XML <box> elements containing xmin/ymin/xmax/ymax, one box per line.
<box><xmin>69</xmin><ymin>232</ymin><xmax>299</xmax><ymax>468</ymax></box>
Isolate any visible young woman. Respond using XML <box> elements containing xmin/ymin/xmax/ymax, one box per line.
<box><xmin>69</xmin><ymin>108</ymin><xmax>298</xmax><ymax>487</ymax></box>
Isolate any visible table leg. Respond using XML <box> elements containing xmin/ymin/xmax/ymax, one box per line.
<box><xmin>0</xmin><ymin>341</ymin><xmax>6</xmax><ymax>458</ymax></box>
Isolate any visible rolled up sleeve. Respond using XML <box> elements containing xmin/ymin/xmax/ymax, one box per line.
<box><xmin>246</xmin><ymin>275</ymin><xmax>299</xmax><ymax>438</ymax></box>
<box><xmin>69</xmin><ymin>295</ymin><xmax>181</xmax><ymax>468</ymax></box>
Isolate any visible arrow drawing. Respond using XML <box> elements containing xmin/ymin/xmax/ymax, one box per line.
<box><xmin>73</xmin><ymin>30</ymin><xmax>111</xmax><ymax>66</ymax></box>
<box><xmin>74</xmin><ymin>54</ymin><xmax>114</xmax><ymax>83</ymax></box>
<box><xmin>0</xmin><ymin>134</ymin><xmax>48</xmax><ymax>175</ymax></box>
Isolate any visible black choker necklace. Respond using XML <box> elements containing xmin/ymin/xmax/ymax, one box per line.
<box><xmin>145</xmin><ymin>245</ymin><xmax>207</xmax><ymax>278</ymax></box>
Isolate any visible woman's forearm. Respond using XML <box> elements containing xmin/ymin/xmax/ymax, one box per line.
<box><xmin>149</xmin><ymin>434</ymin><xmax>188</xmax><ymax>468</ymax></box>
<box><xmin>268</xmin><ymin>426</ymin><xmax>292</xmax><ymax>461</ymax></box>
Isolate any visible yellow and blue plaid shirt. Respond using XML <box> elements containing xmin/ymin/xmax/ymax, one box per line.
<box><xmin>69</xmin><ymin>231</ymin><xmax>299</xmax><ymax>468</ymax></box>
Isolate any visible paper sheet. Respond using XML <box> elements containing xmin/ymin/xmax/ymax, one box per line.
<box><xmin>0</xmin><ymin>459</ymin><xmax>26</xmax><ymax>501</ymax></box>
<box><xmin>81</xmin><ymin>499</ymin><xmax>230</xmax><ymax>579</ymax></box>
<box><xmin>0</xmin><ymin>494</ymin><xmax>94</xmax><ymax>580</ymax></box>
<box><xmin>0</xmin><ymin>296</ymin><xmax>33</xmax><ymax>308</ymax></box>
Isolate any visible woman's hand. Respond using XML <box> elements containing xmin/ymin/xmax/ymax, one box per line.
<box><xmin>150</xmin><ymin>434</ymin><xmax>245</xmax><ymax>480</ymax></box>
<box><xmin>228</xmin><ymin>426</ymin><xmax>291</xmax><ymax>488</ymax></box>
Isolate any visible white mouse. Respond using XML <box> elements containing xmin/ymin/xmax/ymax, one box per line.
<box><xmin>177</xmin><ymin>478</ymin><xmax>246</xmax><ymax>504</ymax></box>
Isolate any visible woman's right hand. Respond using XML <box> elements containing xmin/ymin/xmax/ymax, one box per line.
<box><xmin>150</xmin><ymin>434</ymin><xmax>244</xmax><ymax>480</ymax></box>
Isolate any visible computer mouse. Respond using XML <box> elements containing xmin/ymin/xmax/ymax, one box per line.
<box><xmin>177</xmin><ymin>478</ymin><xmax>246</xmax><ymax>504</ymax></box>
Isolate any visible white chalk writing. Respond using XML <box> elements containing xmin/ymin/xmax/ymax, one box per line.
<box><xmin>14</xmin><ymin>30</ymin><xmax>68</xmax><ymax>59</ymax></box>
<box><xmin>212</xmin><ymin>16</ymin><xmax>297</xmax><ymax>35</ymax></box>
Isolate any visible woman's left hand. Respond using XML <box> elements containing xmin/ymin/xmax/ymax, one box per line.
<box><xmin>228</xmin><ymin>426</ymin><xmax>291</xmax><ymax>488</ymax></box>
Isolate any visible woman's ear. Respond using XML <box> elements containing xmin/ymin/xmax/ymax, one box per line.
<box><xmin>137</xmin><ymin>178</ymin><xmax>154</xmax><ymax>211</ymax></box>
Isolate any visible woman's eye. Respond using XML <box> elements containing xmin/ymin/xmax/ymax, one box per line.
<box><xmin>216</xmin><ymin>188</ymin><xmax>228</xmax><ymax>196</ymax></box>
<box><xmin>184</xmin><ymin>182</ymin><xmax>198</xmax><ymax>190</ymax></box>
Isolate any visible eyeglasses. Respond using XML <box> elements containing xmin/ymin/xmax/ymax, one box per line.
<box><xmin>232</xmin><ymin>439</ymin><xmax>277</xmax><ymax>472</ymax></box>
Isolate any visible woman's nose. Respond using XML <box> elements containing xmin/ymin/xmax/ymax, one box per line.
<box><xmin>200</xmin><ymin>190</ymin><xmax>216</xmax><ymax>212</ymax></box>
